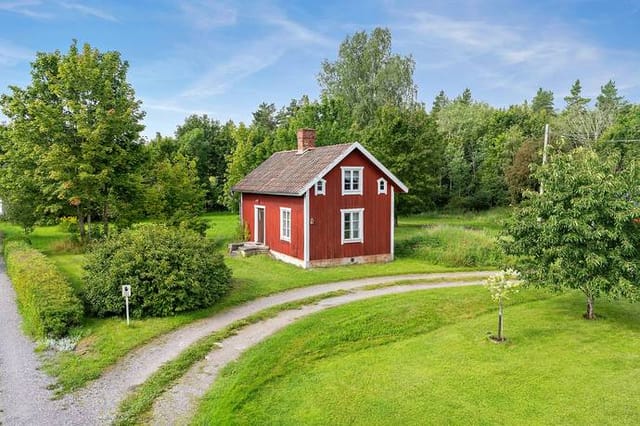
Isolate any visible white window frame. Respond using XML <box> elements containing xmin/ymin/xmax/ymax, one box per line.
<box><xmin>280</xmin><ymin>207</ymin><xmax>291</xmax><ymax>242</ymax></box>
<box><xmin>341</xmin><ymin>166</ymin><xmax>364</xmax><ymax>195</ymax></box>
<box><xmin>315</xmin><ymin>179</ymin><xmax>326</xmax><ymax>196</ymax></box>
<box><xmin>377</xmin><ymin>177</ymin><xmax>387</xmax><ymax>195</ymax></box>
<box><xmin>341</xmin><ymin>208</ymin><xmax>364</xmax><ymax>244</ymax></box>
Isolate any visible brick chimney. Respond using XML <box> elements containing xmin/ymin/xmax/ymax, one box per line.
<box><xmin>297</xmin><ymin>128</ymin><xmax>316</xmax><ymax>153</ymax></box>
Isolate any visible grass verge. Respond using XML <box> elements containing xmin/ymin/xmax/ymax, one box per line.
<box><xmin>192</xmin><ymin>287</ymin><xmax>640</xmax><ymax>425</ymax></box>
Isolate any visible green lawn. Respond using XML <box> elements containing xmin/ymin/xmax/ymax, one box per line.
<box><xmin>0</xmin><ymin>209</ymin><xmax>505</xmax><ymax>392</ymax></box>
<box><xmin>193</xmin><ymin>287</ymin><xmax>640</xmax><ymax>425</ymax></box>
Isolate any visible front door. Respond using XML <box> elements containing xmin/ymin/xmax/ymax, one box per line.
<box><xmin>255</xmin><ymin>206</ymin><xmax>265</xmax><ymax>244</ymax></box>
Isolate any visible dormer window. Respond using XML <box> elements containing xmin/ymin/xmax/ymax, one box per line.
<box><xmin>377</xmin><ymin>178</ymin><xmax>387</xmax><ymax>195</ymax></box>
<box><xmin>315</xmin><ymin>179</ymin><xmax>326</xmax><ymax>196</ymax></box>
<box><xmin>342</xmin><ymin>167</ymin><xmax>363</xmax><ymax>195</ymax></box>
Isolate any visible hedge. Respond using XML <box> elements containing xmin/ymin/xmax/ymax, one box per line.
<box><xmin>3</xmin><ymin>240</ymin><xmax>84</xmax><ymax>338</ymax></box>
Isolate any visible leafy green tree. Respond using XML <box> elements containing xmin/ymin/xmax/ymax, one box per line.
<box><xmin>175</xmin><ymin>115</ymin><xmax>235</xmax><ymax>210</ymax></box>
<box><xmin>144</xmin><ymin>153</ymin><xmax>205</xmax><ymax>224</ymax></box>
<box><xmin>0</xmin><ymin>125</ymin><xmax>42</xmax><ymax>233</ymax></box>
<box><xmin>504</xmin><ymin>147</ymin><xmax>640</xmax><ymax>319</ymax></box>
<box><xmin>437</xmin><ymin>100</ymin><xmax>494</xmax><ymax>206</ymax></box>
<box><xmin>597</xmin><ymin>104</ymin><xmax>640</xmax><ymax>170</ymax></box>
<box><xmin>531</xmin><ymin>88</ymin><xmax>554</xmax><ymax>114</ymax></box>
<box><xmin>504</xmin><ymin>138</ymin><xmax>541</xmax><ymax>203</ymax></box>
<box><xmin>221</xmin><ymin>124</ymin><xmax>258</xmax><ymax>211</ymax></box>
<box><xmin>361</xmin><ymin>105</ymin><xmax>445</xmax><ymax>213</ymax></box>
<box><xmin>0</xmin><ymin>41</ymin><xmax>145</xmax><ymax>240</ymax></box>
<box><xmin>476</xmin><ymin>126</ymin><xmax>525</xmax><ymax>207</ymax></box>
<box><xmin>318</xmin><ymin>27</ymin><xmax>417</xmax><ymax>127</ymax></box>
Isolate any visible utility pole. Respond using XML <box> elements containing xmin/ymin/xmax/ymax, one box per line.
<box><xmin>540</xmin><ymin>123</ymin><xmax>549</xmax><ymax>195</ymax></box>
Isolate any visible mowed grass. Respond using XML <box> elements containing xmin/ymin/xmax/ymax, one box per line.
<box><xmin>193</xmin><ymin>287</ymin><xmax>640</xmax><ymax>425</ymax></box>
<box><xmin>0</xmin><ymin>209</ymin><xmax>504</xmax><ymax>392</ymax></box>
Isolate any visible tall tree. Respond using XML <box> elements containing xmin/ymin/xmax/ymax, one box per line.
<box><xmin>455</xmin><ymin>88</ymin><xmax>472</xmax><ymax>105</ymax></box>
<box><xmin>251</xmin><ymin>102</ymin><xmax>277</xmax><ymax>131</ymax></box>
<box><xmin>221</xmin><ymin>124</ymin><xmax>258</xmax><ymax>211</ymax></box>
<box><xmin>563</xmin><ymin>79</ymin><xmax>590</xmax><ymax>111</ymax></box>
<box><xmin>596</xmin><ymin>80</ymin><xmax>625</xmax><ymax>112</ymax></box>
<box><xmin>531</xmin><ymin>88</ymin><xmax>554</xmax><ymax>114</ymax></box>
<box><xmin>504</xmin><ymin>147</ymin><xmax>640</xmax><ymax>319</ymax></box>
<box><xmin>0</xmin><ymin>41</ymin><xmax>145</xmax><ymax>240</ymax></box>
<box><xmin>361</xmin><ymin>105</ymin><xmax>445</xmax><ymax>213</ymax></box>
<box><xmin>318</xmin><ymin>27</ymin><xmax>417</xmax><ymax>127</ymax></box>
<box><xmin>175</xmin><ymin>115</ymin><xmax>235</xmax><ymax>210</ymax></box>
<box><xmin>431</xmin><ymin>90</ymin><xmax>449</xmax><ymax>115</ymax></box>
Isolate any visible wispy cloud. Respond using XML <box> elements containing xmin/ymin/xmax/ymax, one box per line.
<box><xmin>394</xmin><ymin>7</ymin><xmax>640</xmax><ymax>103</ymax></box>
<box><xmin>178</xmin><ymin>0</ymin><xmax>237</xmax><ymax>30</ymax></box>
<box><xmin>0</xmin><ymin>39</ymin><xmax>33</xmax><ymax>66</ymax></box>
<box><xmin>59</xmin><ymin>1</ymin><xmax>117</xmax><ymax>22</ymax></box>
<box><xmin>0</xmin><ymin>0</ymin><xmax>52</xmax><ymax>19</ymax></box>
<box><xmin>180</xmin><ymin>8</ymin><xmax>333</xmax><ymax>98</ymax></box>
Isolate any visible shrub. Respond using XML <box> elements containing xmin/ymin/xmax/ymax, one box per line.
<box><xmin>4</xmin><ymin>240</ymin><xmax>84</xmax><ymax>338</ymax></box>
<box><xmin>84</xmin><ymin>224</ymin><xmax>232</xmax><ymax>318</ymax></box>
<box><xmin>58</xmin><ymin>216</ymin><xmax>79</xmax><ymax>234</ymax></box>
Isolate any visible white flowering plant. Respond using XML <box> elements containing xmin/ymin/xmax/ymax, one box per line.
<box><xmin>484</xmin><ymin>269</ymin><xmax>521</xmax><ymax>342</ymax></box>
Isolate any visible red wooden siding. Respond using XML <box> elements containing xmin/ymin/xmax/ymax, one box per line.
<box><xmin>241</xmin><ymin>193</ymin><xmax>304</xmax><ymax>260</ymax></box>
<box><xmin>309</xmin><ymin>150</ymin><xmax>393</xmax><ymax>261</ymax></box>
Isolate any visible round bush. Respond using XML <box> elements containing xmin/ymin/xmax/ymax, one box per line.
<box><xmin>84</xmin><ymin>224</ymin><xmax>232</xmax><ymax>318</ymax></box>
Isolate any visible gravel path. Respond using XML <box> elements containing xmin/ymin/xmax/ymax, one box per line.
<box><xmin>0</xmin><ymin>268</ymin><xmax>493</xmax><ymax>425</ymax></box>
<box><xmin>150</xmin><ymin>279</ymin><xmax>485</xmax><ymax>425</ymax></box>
<box><xmin>0</xmin><ymin>257</ymin><xmax>64</xmax><ymax>425</ymax></box>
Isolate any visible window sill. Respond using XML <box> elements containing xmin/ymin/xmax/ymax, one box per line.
<box><xmin>342</xmin><ymin>239</ymin><xmax>363</xmax><ymax>244</ymax></box>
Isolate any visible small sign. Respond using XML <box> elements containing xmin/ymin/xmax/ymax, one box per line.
<box><xmin>121</xmin><ymin>285</ymin><xmax>132</xmax><ymax>326</ymax></box>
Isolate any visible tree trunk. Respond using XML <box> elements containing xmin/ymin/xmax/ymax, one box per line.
<box><xmin>497</xmin><ymin>298</ymin><xmax>504</xmax><ymax>340</ymax></box>
<box><xmin>87</xmin><ymin>214</ymin><xmax>92</xmax><ymax>240</ymax></box>
<box><xmin>76</xmin><ymin>205</ymin><xmax>86</xmax><ymax>243</ymax></box>
<box><xmin>585</xmin><ymin>296</ymin><xmax>595</xmax><ymax>320</ymax></box>
<box><xmin>102</xmin><ymin>201</ymin><xmax>109</xmax><ymax>237</ymax></box>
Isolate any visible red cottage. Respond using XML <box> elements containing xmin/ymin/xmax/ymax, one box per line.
<box><xmin>232</xmin><ymin>129</ymin><xmax>408</xmax><ymax>268</ymax></box>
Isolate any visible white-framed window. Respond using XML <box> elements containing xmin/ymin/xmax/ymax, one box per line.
<box><xmin>280</xmin><ymin>207</ymin><xmax>291</xmax><ymax>242</ymax></box>
<box><xmin>315</xmin><ymin>179</ymin><xmax>326</xmax><ymax>196</ymax></box>
<box><xmin>341</xmin><ymin>208</ymin><xmax>364</xmax><ymax>244</ymax></box>
<box><xmin>341</xmin><ymin>167</ymin><xmax>363</xmax><ymax>195</ymax></box>
<box><xmin>377</xmin><ymin>178</ymin><xmax>387</xmax><ymax>195</ymax></box>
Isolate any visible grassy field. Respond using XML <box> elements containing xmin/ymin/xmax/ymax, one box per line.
<box><xmin>0</xmin><ymin>209</ymin><xmax>505</xmax><ymax>392</ymax></box>
<box><xmin>193</xmin><ymin>286</ymin><xmax>640</xmax><ymax>425</ymax></box>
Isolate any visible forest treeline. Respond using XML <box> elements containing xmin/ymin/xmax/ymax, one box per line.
<box><xmin>1</xmin><ymin>29</ymin><xmax>639</xmax><ymax>237</ymax></box>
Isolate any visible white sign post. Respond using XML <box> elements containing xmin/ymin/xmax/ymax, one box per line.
<box><xmin>121</xmin><ymin>285</ymin><xmax>132</xmax><ymax>326</ymax></box>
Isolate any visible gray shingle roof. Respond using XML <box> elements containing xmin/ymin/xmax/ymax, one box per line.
<box><xmin>232</xmin><ymin>144</ymin><xmax>353</xmax><ymax>196</ymax></box>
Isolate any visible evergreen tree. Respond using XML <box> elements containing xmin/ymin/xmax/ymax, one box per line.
<box><xmin>563</xmin><ymin>79</ymin><xmax>590</xmax><ymax>111</ymax></box>
<box><xmin>531</xmin><ymin>88</ymin><xmax>554</xmax><ymax>114</ymax></box>
<box><xmin>596</xmin><ymin>80</ymin><xmax>625</xmax><ymax>112</ymax></box>
<box><xmin>431</xmin><ymin>90</ymin><xmax>449</xmax><ymax>115</ymax></box>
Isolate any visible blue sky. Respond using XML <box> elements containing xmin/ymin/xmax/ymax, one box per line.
<box><xmin>1</xmin><ymin>0</ymin><xmax>639</xmax><ymax>139</ymax></box>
